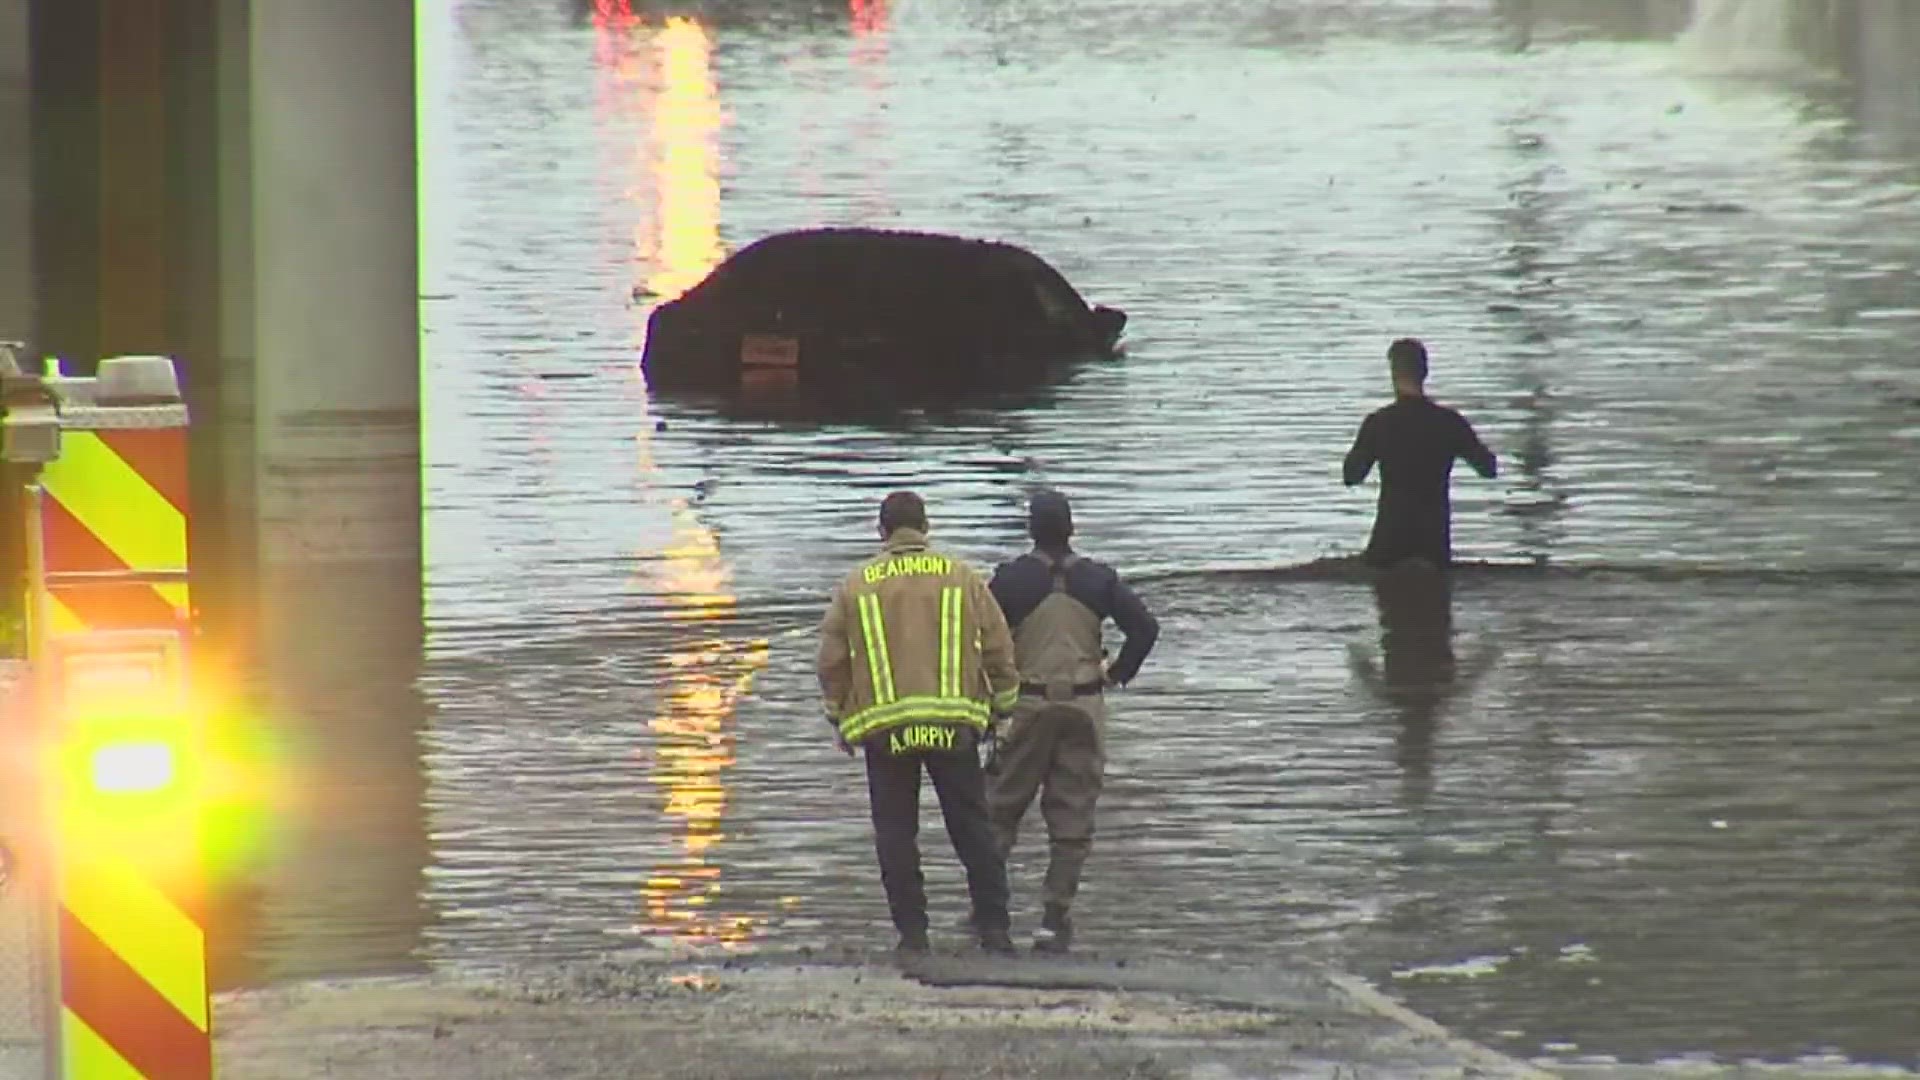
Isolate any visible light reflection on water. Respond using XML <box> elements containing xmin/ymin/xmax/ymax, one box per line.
<box><xmin>637</xmin><ymin>15</ymin><xmax>728</xmax><ymax>301</ymax></box>
<box><xmin>601</xmin><ymin>7</ymin><xmax>768</xmax><ymax>948</ymax></box>
<box><xmin>270</xmin><ymin>0</ymin><xmax>1920</xmax><ymax>1067</ymax></box>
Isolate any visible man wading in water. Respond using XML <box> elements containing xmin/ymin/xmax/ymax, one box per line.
<box><xmin>984</xmin><ymin>491</ymin><xmax>1158</xmax><ymax>953</ymax></box>
<box><xmin>1343</xmin><ymin>338</ymin><xmax>1499</xmax><ymax>569</ymax></box>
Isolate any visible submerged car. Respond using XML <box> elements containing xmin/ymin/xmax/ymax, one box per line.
<box><xmin>639</xmin><ymin>228</ymin><xmax>1127</xmax><ymax>397</ymax></box>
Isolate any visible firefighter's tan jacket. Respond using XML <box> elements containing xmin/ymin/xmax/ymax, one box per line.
<box><xmin>817</xmin><ymin>528</ymin><xmax>1021</xmax><ymax>744</ymax></box>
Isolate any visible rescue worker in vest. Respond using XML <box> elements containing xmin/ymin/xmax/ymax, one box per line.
<box><xmin>816</xmin><ymin>491</ymin><xmax>1023</xmax><ymax>956</ymax></box>
<box><xmin>984</xmin><ymin>490</ymin><xmax>1159</xmax><ymax>953</ymax></box>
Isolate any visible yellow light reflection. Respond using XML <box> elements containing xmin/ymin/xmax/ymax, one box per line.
<box><xmin>639</xmin><ymin>621</ymin><xmax>767</xmax><ymax>944</ymax></box>
<box><xmin>642</xmin><ymin>17</ymin><xmax>726</xmax><ymax>302</ymax></box>
<box><xmin>595</xmin><ymin>8</ymin><xmax>765</xmax><ymax>949</ymax></box>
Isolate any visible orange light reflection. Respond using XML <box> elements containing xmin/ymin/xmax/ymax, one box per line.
<box><xmin>850</xmin><ymin>0</ymin><xmax>889</xmax><ymax>38</ymax></box>
<box><xmin>594</xmin><ymin>8</ymin><xmax>765</xmax><ymax>949</ymax></box>
<box><xmin>847</xmin><ymin>0</ymin><xmax>893</xmax><ymax>221</ymax></box>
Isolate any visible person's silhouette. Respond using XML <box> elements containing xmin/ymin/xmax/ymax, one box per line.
<box><xmin>1343</xmin><ymin>339</ymin><xmax>1498</xmax><ymax>568</ymax></box>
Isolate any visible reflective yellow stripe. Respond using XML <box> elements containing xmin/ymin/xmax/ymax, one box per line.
<box><xmin>41</xmin><ymin>431</ymin><xmax>187</xmax><ymax>572</ymax></box>
<box><xmin>957</xmin><ymin>588</ymin><xmax>967</xmax><ymax>697</ymax></box>
<box><xmin>992</xmin><ymin>686</ymin><xmax>1020</xmax><ymax>712</ymax></box>
<box><xmin>156</xmin><ymin>581</ymin><xmax>190</xmax><ymax>618</ymax></box>
<box><xmin>61</xmin><ymin>1008</ymin><xmax>144</xmax><ymax>1080</ymax></box>
<box><xmin>837</xmin><ymin>695</ymin><xmax>991</xmax><ymax>743</ymax></box>
<box><xmin>856</xmin><ymin>594</ymin><xmax>878</xmax><ymax>701</ymax></box>
<box><xmin>46</xmin><ymin>594</ymin><xmax>87</xmax><ymax>637</ymax></box>
<box><xmin>856</xmin><ymin>594</ymin><xmax>885</xmax><ymax>703</ymax></box>
<box><xmin>937</xmin><ymin>587</ymin><xmax>955</xmax><ymax>698</ymax></box>
<box><xmin>872</xmin><ymin>598</ymin><xmax>895</xmax><ymax>701</ymax></box>
<box><xmin>62</xmin><ymin>853</ymin><xmax>209</xmax><ymax>1032</ymax></box>
<box><xmin>952</xmin><ymin>586</ymin><xmax>967</xmax><ymax>697</ymax></box>
<box><xmin>857</xmin><ymin>592</ymin><xmax>896</xmax><ymax>704</ymax></box>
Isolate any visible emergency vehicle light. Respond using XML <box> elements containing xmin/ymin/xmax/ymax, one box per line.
<box><xmin>90</xmin><ymin>740</ymin><xmax>178</xmax><ymax>795</ymax></box>
<box><xmin>55</xmin><ymin>642</ymin><xmax>195</xmax><ymax>814</ymax></box>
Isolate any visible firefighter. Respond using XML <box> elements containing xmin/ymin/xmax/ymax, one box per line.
<box><xmin>816</xmin><ymin>491</ymin><xmax>1023</xmax><ymax>956</ymax></box>
<box><xmin>985</xmin><ymin>490</ymin><xmax>1159</xmax><ymax>953</ymax></box>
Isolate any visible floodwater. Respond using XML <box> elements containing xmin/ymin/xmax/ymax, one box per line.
<box><xmin>233</xmin><ymin>0</ymin><xmax>1920</xmax><ymax>1070</ymax></box>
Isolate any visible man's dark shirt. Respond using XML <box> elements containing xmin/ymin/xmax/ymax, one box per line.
<box><xmin>987</xmin><ymin>550</ymin><xmax>1159</xmax><ymax>686</ymax></box>
<box><xmin>1343</xmin><ymin>395</ymin><xmax>1497</xmax><ymax>568</ymax></box>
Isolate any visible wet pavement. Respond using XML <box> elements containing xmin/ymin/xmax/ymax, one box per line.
<box><xmin>211</xmin><ymin>947</ymin><xmax>1561</xmax><ymax>1080</ymax></box>
<box><xmin>219</xmin><ymin>0</ymin><xmax>1920</xmax><ymax>1072</ymax></box>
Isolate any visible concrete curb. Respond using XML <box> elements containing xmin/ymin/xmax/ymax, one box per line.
<box><xmin>898</xmin><ymin>948</ymin><xmax>1564</xmax><ymax>1078</ymax></box>
<box><xmin>1321</xmin><ymin>968</ymin><xmax>1562</xmax><ymax>1079</ymax></box>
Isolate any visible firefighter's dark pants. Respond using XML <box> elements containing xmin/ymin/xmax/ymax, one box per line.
<box><xmin>863</xmin><ymin>732</ymin><xmax>1011</xmax><ymax>934</ymax></box>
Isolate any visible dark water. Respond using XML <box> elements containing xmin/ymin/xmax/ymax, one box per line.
<box><xmin>233</xmin><ymin>0</ymin><xmax>1920</xmax><ymax>1070</ymax></box>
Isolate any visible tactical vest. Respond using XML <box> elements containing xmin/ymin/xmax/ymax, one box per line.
<box><xmin>1012</xmin><ymin>553</ymin><xmax>1104</xmax><ymax>700</ymax></box>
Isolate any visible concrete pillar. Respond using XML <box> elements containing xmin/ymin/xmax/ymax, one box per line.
<box><xmin>0</xmin><ymin>0</ymin><xmax>28</xmax><ymax>345</ymax></box>
<box><xmin>26</xmin><ymin>0</ymin><xmax>100</xmax><ymax>369</ymax></box>
<box><xmin>247</xmin><ymin>0</ymin><xmax>428</xmax><ymax>980</ymax></box>
<box><xmin>1</xmin><ymin>0</ymin><xmax>29</xmax><ymax>636</ymax></box>
<box><xmin>187</xmin><ymin>0</ymin><xmax>258</xmax><ymax>686</ymax></box>
<box><xmin>250</xmin><ymin>0</ymin><xmax>420</xmax><ymax>576</ymax></box>
<box><xmin>26</xmin><ymin>0</ymin><xmax>193</xmax><ymax>367</ymax></box>
<box><xmin>249</xmin><ymin>570</ymin><xmax>431</xmax><ymax>982</ymax></box>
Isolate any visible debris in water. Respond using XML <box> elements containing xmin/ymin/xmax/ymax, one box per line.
<box><xmin>1556</xmin><ymin>943</ymin><xmax>1597</xmax><ymax>965</ymax></box>
<box><xmin>1390</xmin><ymin>954</ymin><xmax>1509</xmax><ymax>980</ymax></box>
<box><xmin>1664</xmin><ymin>201</ymin><xmax>1747</xmax><ymax>214</ymax></box>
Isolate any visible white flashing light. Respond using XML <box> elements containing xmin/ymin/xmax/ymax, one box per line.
<box><xmin>91</xmin><ymin>742</ymin><xmax>177</xmax><ymax>795</ymax></box>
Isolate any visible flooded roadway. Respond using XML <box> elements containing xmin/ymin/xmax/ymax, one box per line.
<box><xmin>233</xmin><ymin>0</ymin><xmax>1920</xmax><ymax>1070</ymax></box>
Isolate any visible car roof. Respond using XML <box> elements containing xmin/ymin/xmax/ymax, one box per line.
<box><xmin>682</xmin><ymin>228</ymin><xmax>1090</xmax><ymax>314</ymax></box>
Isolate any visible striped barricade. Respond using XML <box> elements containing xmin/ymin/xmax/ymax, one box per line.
<box><xmin>24</xmin><ymin>357</ymin><xmax>208</xmax><ymax>1080</ymax></box>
